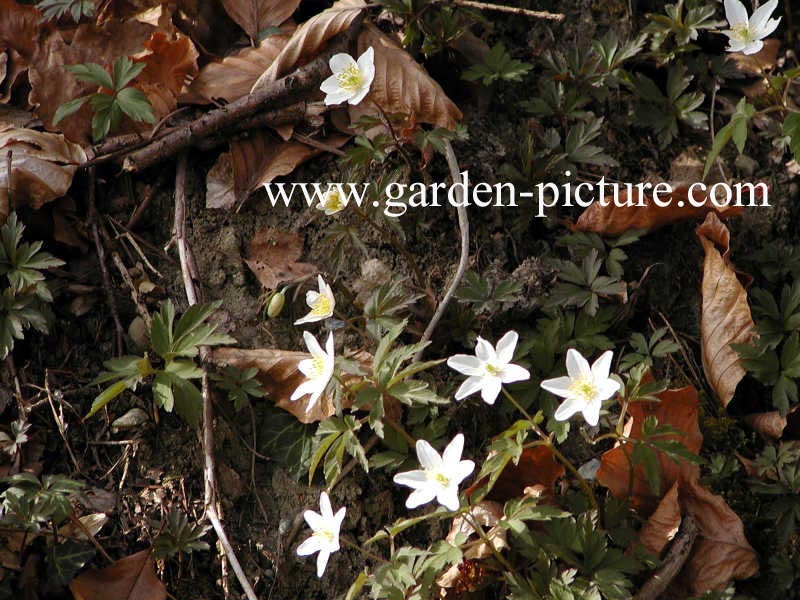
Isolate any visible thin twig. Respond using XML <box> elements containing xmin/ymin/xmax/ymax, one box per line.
<box><xmin>87</xmin><ymin>167</ymin><xmax>125</xmax><ymax>357</ymax></box>
<box><xmin>434</xmin><ymin>0</ymin><xmax>564</xmax><ymax>20</ymax></box>
<box><xmin>110</xmin><ymin>251</ymin><xmax>152</xmax><ymax>330</ymax></box>
<box><xmin>414</xmin><ymin>140</ymin><xmax>470</xmax><ymax>361</ymax></box>
<box><xmin>172</xmin><ymin>154</ymin><xmax>259</xmax><ymax>600</ymax></box>
<box><xmin>44</xmin><ymin>371</ymin><xmax>81</xmax><ymax>474</ymax></box>
<box><xmin>635</xmin><ymin>515</ymin><xmax>699</xmax><ymax>600</ymax></box>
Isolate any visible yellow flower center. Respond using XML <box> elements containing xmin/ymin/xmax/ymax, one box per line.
<box><xmin>317</xmin><ymin>528</ymin><xmax>335</xmax><ymax>542</ymax></box>
<box><xmin>323</xmin><ymin>190</ymin><xmax>345</xmax><ymax>212</ymax></box>
<box><xmin>485</xmin><ymin>363</ymin><xmax>502</xmax><ymax>377</ymax></box>
<box><xmin>568</xmin><ymin>377</ymin><xmax>597</xmax><ymax>403</ymax></box>
<box><xmin>310</xmin><ymin>356</ymin><xmax>327</xmax><ymax>377</ymax></box>
<box><xmin>433</xmin><ymin>471</ymin><xmax>451</xmax><ymax>487</ymax></box>
<box><xmin>337</xmin><ymin>64</ymin><xmax>364</xmax><ymax>92</ymax></box>
<box><xmin>731</xmin><ymin>23</ymin><xmax>754</xmax><ymax>42</ymax></box>
<box><xmin>310</xmin><ymin>294</ymin><xmax>333</xmax><ymax>317</ymax></box>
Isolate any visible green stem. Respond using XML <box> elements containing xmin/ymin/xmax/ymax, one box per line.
<box><xmin>385</xmin><ymin>415</ymin><xmax>417</xmax><ymax>447</ymax></box>
<box><xmin>340</xmin><ymin>536</ymin><xmax>389</xmax><ymax>563</ymax></box>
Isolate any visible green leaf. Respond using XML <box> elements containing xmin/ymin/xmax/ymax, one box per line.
<box><xmin>783</xmin><ymin>113</ymin><xmax>800</xmax><ymax>161</ymax></box>
<box><xmin>632</xmin><ymin>443</ymin><xmax>660</xmax><ymax>496</ymax></box>
<box><xmin>65</xmin><ymin>63</ymin><xmax>113</xmax><ymax>89</ymax></box>
<box><xmin>116</xmin><ymin>87</ymin><xmax>156</xmax><ymax>124</ymax></box>
<box><xmin>47</xmin><ymin>540</ymin><xmax>94</xmax><ymax>587</ymax></box>
<box><xmin>52</xmin><ymin>95</ymin><xmax>90</xmax><ymax>126</ymax></box>
<box><xmin>86</xmin><ymin>379</ymin><xmax>130</xmax><ymax>418</ymax></box>
<box><xmin>112</xmin><ymin>56</ymin><xmax>146</xmax><ymax>91</ymax></box>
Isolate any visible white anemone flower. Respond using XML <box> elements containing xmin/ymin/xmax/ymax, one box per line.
<box><xmin>316</xmin><ymin>187</ymin><xmax>346</xmax><ymax>216</ymax></box>
<box><xmin>446</xmin><ymin>331</ymin><xmax>530</xmax><ymax>405</ymax></box>
<box><xmin>290</xmin><ymin>331</ymin><xmax>335</xmax><ymax>411</ymax></box>
<box><xmin>294</xmin><ymin>275</ymin><xmax>335</xmax><ymax>325</ymax></box>
<box><xmin>296</xmin><ymin>491</ymin><xmax>346</xmax><ymax>577</ymax></box>
<box><xmin>320</xmin><ymin>47</ymin><xmax>375</xmax><ymax>106</ymax></box>
<box><xmin>540</xmin><ymin>349</ymin><xmax>620</xmax><ymax>427</ymax></box>
<box><xmin>722</xmin><ymin>0</ymin><xmax>780</xmax><ymax>55</ymax></box>
<box><xmin>393</xmin><ymin>434</ymin><xmax>475</xmax><ymax>511</ymax></box>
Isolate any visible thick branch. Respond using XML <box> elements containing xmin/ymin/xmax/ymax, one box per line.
<box><xmin>121</xmin><ymin>16</ymin><xmax>363</xmax><ymax>173</ymax></box>
<box><xmin>635</xmin><ymin>514</ymin><xmax>699</xmax><ymax>600</ymax></box>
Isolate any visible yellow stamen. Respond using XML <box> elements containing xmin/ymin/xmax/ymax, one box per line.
<box><xmin>336</xmin><ymin>64</ymin><xmax>363</xmax><ymax>92</ymax></box>
<box><xmin>323</xmin><ymin>190</ymin><xmax>345</xmax><ymax>212</ymax></box>
<box><xmin>311</xmin><ymin>294</ymin><xmax>333</xmax><ymax>317</ymax></box>
<box><xmin>433</xmin><ymin>472</ymin><xmax>451</xmax><ymax>487</ymax></box>
<box><xmin>568</xmin><ymin>377</ymin><xmax>598</xmax><ymax>403</ymax></box>
<box><xmin>310</xmin><ymin>356</ymin><xmax>326</xmax><ymax>377</ymax></box>
<box><xmin>485</xmin><ymin>363</ymin><xmax>502</xmax><ymax>377</ymax></box>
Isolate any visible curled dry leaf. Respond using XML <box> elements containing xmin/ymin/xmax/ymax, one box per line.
<box><xmin>251</xmin><ymin>0</ymin><xmax>366</xmax><ymax>90</ymax></box>
<box><xmin>69</xmin><ymin>549</ymin><xmax>166</xmax><ymax>600</ymax></box>
<box><xmin>132</xmin><ymin>32</ymin><xmax>199</xmax><ymax>119</ymax></box>
<box><xmin>182</xmin><ymin>29</ymin><xmax>293</xmax><ymax>104</ymax></box>
<box><xmin>572</xmin><ymin>184</ymin><xmax>745</xmax><ymax>237</ymax></box>
<box><xmin>206</xmin><ymin>132</ymin><xmax>346</xmax><ymax>209</ymax></box>
<box><xmin>696</xmin><ymin>212</ymin><xmax>755</xmax><ymax>407</ymax></box>
<box><xmin>465</xmin><ymin>445</ymin><xmax>564</xmax><ymax>503</ymax></box>
<box><xmin>56</xmin><ymin>513</ymin><xmax>108</xmax><ymax>542</ymax></box>
<box><xmin>0</xmin><ymin>126</ymin><xmax>87</xmax><ymax>217</ymax></box>
<box><xmin>243</xmin><ymin>228</ymin><xmax>316</xmax><ymax>291</ymax></box>
<box><xmin>437</xmin><ymin>501</ymin><xmax>505</xmax><ymax>595</ymax></box>
<box><xmin>743</xmin><ymin>406</ymin><xmax>800</xmax><ymax>440</ymax></box>
<box><xmin>639</xmin><ymin>481</ymin><xmax>681</xmax><ymax>557</ymax></box>
<box><xmin>220</xmin><ymin>0</ymin><xmax>301</xmax><ymax>41</ymax></box>
<box><xmin>348</xmin><ymin>23</ymin><xmax>462</xmax><ymax>132</ymax></box>
<box><xmin>211</xmin><ymin>347</ymin><xmax>394</xmax><ymax>424</ymax></box>
<box><xmin>0</xmin><ymin>0</ymin><xmax>41</xmax><ymax>103</ymax></box>
<box><xmin>596</xmin><ymin>384</ymin><xmax>703</xmax><ymax>516</ymax></box>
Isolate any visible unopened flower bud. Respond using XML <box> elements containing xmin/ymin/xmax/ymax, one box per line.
<box><xmin>266</xmin><ymin>290</ymin><xmax>285</xmax><ymax>318</ymax></box>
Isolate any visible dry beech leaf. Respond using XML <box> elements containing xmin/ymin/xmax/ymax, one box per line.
<box><xmin>182</xmin><ymin>29</ymin><xmax>293</xmax><ymax>104</ymax></box>
<box><xmin>638</xmin><ymin>472</ymin><xmax>759</xmax><ymax>595</ymax></box>
<box><xmin>28</xmin><ymin>18</ymin><xmax>159</xmax><ymax>144</ymax></box>
<box><xmin>69</xmin><ymin>549</ymin><xmax>166</xmax><ymax>600</ymax></box>
<box><xmin>347</xmin><ymin>23</ymin><xmax>462</xmax><ymax>132</ymax></box>
<box><xmin>220</xmin><ymin>0</ymin><xmax>301</xmax><ymax>41</ymax></box>
<box><xmin>638</xmin><ymin>481</ymin><xmax>681</xmax><ymax>557</ymax></box>
<box><xmin>133</xmin><ymin>32</ymin><xmax>199</xmax><ymax>119</ymax></box>
<box><xmin>0</xmin><ymin>0</ymin><xmax>41</xmax><ymax>103</ymax></box>
<box><xmin>596</xmin><ymin>384</ymin><xmax>702</xmax><ymax>516</ymax></box>
<box><xmin>437</xmin><ymin>501</ymin><xmax>505</xmax><ymax>595</ymax></box>
<box><xmin>726</xmin><ymin>38</ymin><xmax>780</xmax><ymax>78</ymax></box>
<box><xmin>743</xmin><ymin>406</ymin><xmax>800</xmax><ymax>440</ymax></box>
<box><xmin>696</xmin><ymin>212</ymin><xmax>755</xmax><ymax>407</ymax></box>
<box><xmin>56</xmin><ymin>513</ymin><xmax>108</xmax><ymax>542</ymax></box>
<box><xmin>677</xmin><ymin>471</ymin><xmax>759</xmax><ymax>594</ymax></box>
<box><xmin>252</xmin><ymin>0</ymin><xmax>366</xmax><ymax>89</ymax></box>
<box><xmin>211</xmin><ymin>347</ymin><xmax>394</xmax><ymax>424</ymax></box>
<box><xmin>572</xmin><ymin>185</ymin><xmax>745</xmax><ymax>237</ymax></box>
<box><xmin>0</xmin><ymin>126</ymin><xmax>87</xmax><ymax>213</ymax></box>
<box><xmin>206</xmin><ymin>132</ymin><xmax>348</xmax><ymax>209</ymax></box>
<box><xmin>243</xmin><ymin>228</ymin><xmax>317</xmax><ymax>291</ymax></box>
<box><xmin>465</xmin><ymin>445</ymin><xmax>564</xmax><ymax>503</ymax></box>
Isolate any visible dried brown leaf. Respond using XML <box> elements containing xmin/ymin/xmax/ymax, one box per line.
<box><xmin>69</xmin><ymin>549</ymin><xmax>166</xmax><ymax>600</ymax></box>
<box><xmin>465</xmin><ymin>445</ymin><xmax>564</xmax><ymax>503</ymax></box>
<box><xmin>243</xmin><ymin>228</ymin><xmax>317</xmax><ymax>291</ymax></box>
<box><xmin>573</xmin><ymin>185</ymin><xmax>745</xmax><ymax>237</ymax></box>
<box><xmin>0</xmin><ymin>126</ymin><xmax>87</xmax><ymax>214</ymax></box>
<box><xmin>220</xmin><ymin>0</ymin><xmax>301</xmax><ymax>41</ymax></box>
<box><xmin>211</xmin><ymin>347</ymin><xmax>388</xmax><ymax>423</ymax></box>
<box><xmin>743</xmin><ymin>406</ymin><xmax>800</xmax><ymax>440</ymax></box>
<box><xmin>639</xmin><ymin>481</ymin><xmax>681</xmax><ymax>556</ymax></box>
<box><xmin>182</xmin><ymin>29</ymin><xmax>293</xmax><ymax>104</ymax></box>
<box><xmin>347</xmin><ymin>23</ymin><xmax>462</xmax><ymax>131</ymax></box>
<box><xmin>596</xmin><ymin>384</ymin><xmax>702</xmax><ymax>516</ymax></box>
<box><xmin>133</xmin><ymin>32</ymin><xmax>198</xmax><ymax>119</ymax></box>
<box><xmin>252</xmin><ymin>0</ymin><xmax>366</xmax><ymax>89</ymax></box>
<box><xmin>0</xmin><ymin>0</ymin><xmax>42</xmax><ymax>103</ymax></box>
<box><xmin>696</xmin><ymin>212</ymin><xmax>755</xmax><ymax>407</ymax></box>
<box><xmin>206</xmin><ymin>132</ymin><xmax>348</xmax><ymax>209</ymax></box>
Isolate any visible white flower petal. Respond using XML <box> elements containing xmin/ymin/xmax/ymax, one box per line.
<box><xmin>553</xmin><ymin>398</ymin><xmax>582</xmax><ymax>422</ymax></box>
<box><xmin>454</xmin><ymin>376</ymin><xmax>484</xmax><ymax>400</ymax></box>
<box><xmin>582</xmin><ymin>400</ymin><xmax>601</xmax><ymax>427</ymax></box>
<box><xmin>742</xmin><ymin>39</ymin><xmax>765</xmax><ymax>54</ymax></box>
<box><xmin>306</xmin><ymin>290</ymin><xmax>321</xmax><ymax>307</ymax></box>
<box><xmin>333</xmin><ymin>506</ymin><xmax>346</xmax><ymax>528</ymax></box>
<box><xmin>324</xmin><ymin>89</ymin><xmax>353</xmax><ymax>106</ymax></box>
<box><xmin>540</xmin><ymin>376</ymin><xmax>574</xmax><ymax>398</ymax></box>
<box><xmin>754</xmin><ymin>16</ymin><xmax>780</xmax><ymax>38</ymax></box>
<box><xmin>447</xmin><ymin>354</ymin><xmax>484</xmax><ymax>376</ymax></box>
<box><xmin>296</xmin><ymin>535</ymin><xmax>322</xmax><ymax>556</ymax></box>
<box><xmin>304</xmin><ymin>388</ymin><xmax>324</xmax><ymax>412</ymax></box>
<box><xmin>565</xmin><ymin>348</ymin><xmax>591</xmax><ymax>379</ymax></box>
<box><xmin>393</xmin><ymin>469</ymin><xmax>428</xmax><ymax>487</ymax></box>
<box><xmin>356</xmin><ymin>47</ymin><xmax>374</xmax><ymax>75</ymax></box>
<box><xmin>348</xmin><ymin>84</ymin><xmax>371</xmax><ymax>106</ymax></box>
<box><xmin>303</xmin><ymin>331</ymin><xmax>324</xmax><ymax>357</ymax></box>
<box><xmin>320</xmin><ymin>74</ymin><xmax>341</xmax><ymax>94</ymax></box>
<box><xmin>316</xmin><ymin>549</ymin><xmax>331</xmax><ymax>577</ymax></box>
<box><xmin>591</xmin><ymin>350</ymin><xmax>614</xmax><ymax>381</ymax></box>
<box><xmin>441</xmin><ymin>433</ymin><xmax>464</xmax><ymax>465</ymax></box>
<box><xmin>495</xmin><ymin>330</ymin><xmax>519</xmax><ymax>363</ymax></box>
<box><xmin>474</xmin><ymin>337</ymin><xmax>495</xmax><ymax>362</ymax></box>
<box><xmin>750</xmin><ymin>0</ymin><xmax>779</xmax><ymax>30</ymax></box>
<box><xmin>319</xmin><ymin>491</ymin><xmax>333</xmax><ymax>519</ymax></box>
<box><xmin>595</xmin><ymin>378</ymin><xmax>621</xmax><ymax>401</ymax></box>
<box><xmin>405</xmin><ymin>486</ymin><xmax>437</xmax><ymax>509</ymax></box>
<box><xmin>290</xmin><ymin>379</ymin><xmax>318</xmax><ymax>401</ymax></box>
<box><xmin>480</xmin><ymin>377</ymin><xmax>502</xmax><ymax>405</ymax></box>
<box><xmin>436</xmin><ymin>487</ymin><xmax>461</xmax><ymax>511</ymax></box>
<box><xmin>303</xmin><ymin>509</ymin><xmax>325</xmax><ymax>531</ymax></box>
<box><xmin>500</xmin><ymin>363</ymin><xmax>530</xmax><ymax>384</ymax></box>
<box><xmin>329</xmin><ymin>52</ymin><xmax>357</xmax><ymax>73</ymax></box>
<box><xmin>324</xmin><ymin>331</ymin><xmax>335</xmax><ymax>360</ymax></box>
<box><xmin>294</xmin><ymin>312</ymin><xmax>322</xmax><ymax>325</ymax></box>
<box><xmin>415</xmin><ymin>439</ymin><xmax>442</xmax><ymax>470</ymax></box>
<box><xmin>451</xmin><ymin>459</ymin><xmax>475</xmax><ymax>484</ymax></box>
<box><xmin>724</xmin><ymin>0</ymin><xmax>749</xmax><ymax>27</ymax></box>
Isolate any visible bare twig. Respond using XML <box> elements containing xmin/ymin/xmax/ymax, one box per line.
<box><xmin>87</xmin><ymin>167</ymin><xmax>125</xmax><ymax>357</ymax></box>
<box><xmin>414</xmin><ymin>140</ymin><xmax>470</xmax><ymax>361</ymax></box>
<box><xmin>44</xmin><ymin>372</ymin><xmax>81</xmax><ymax>474</ymax></box>
<box><xmin>172</xmin><ymin>155</ymin><xmax>258</xmax><ymax>600</ymax></box>
<box><xmin>434</xmin><ymin>0</ymin><xmax>564</xmax><ymax>20</ymax></box>
<box><xmin>121</xmin><ymin>15</ymin><xmax>363</xmax><ymax>173</ymax></box>
<box><xmin>110</xmin><ymin>252</ymin><xmax>152</xmax><ymax>330</ymax></box>
<box><xmin>635</xmin><ymin>515</ymin><xmax>699</xmax><ymax>600</ymax></box>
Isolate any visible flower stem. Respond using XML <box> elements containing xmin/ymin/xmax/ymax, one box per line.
<box><xmin>501</xmin><ymin>387</ymin><xmax>599</xmax><ymax>512</ymax></box>
<box><xmin>384</xmin><ymin>415</ymin><xmax>417</xmax><ymax>447</ymax></box>
<box><xmin>341</xmin><ymin>536</ymin><xmax>389</xmax><ymax>563</ymax></box>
